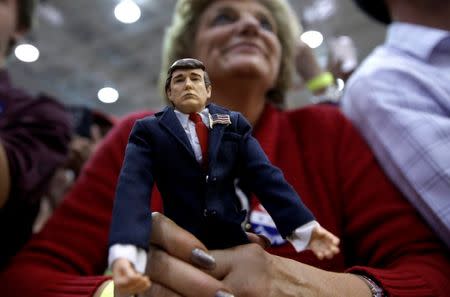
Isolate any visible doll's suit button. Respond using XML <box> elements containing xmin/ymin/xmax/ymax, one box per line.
<box><xmin>203</xmin><ymin>209</ymin><xmax>217</xmax><ymax>217</ymax></box>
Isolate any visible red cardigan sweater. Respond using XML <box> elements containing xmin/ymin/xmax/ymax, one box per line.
<box><xmin>1</xmin><ymin>104</ymin><xmax>448</xmax><ymax>297</ymax></box>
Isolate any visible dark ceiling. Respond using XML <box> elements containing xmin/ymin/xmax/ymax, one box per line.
<box><xmin>8</xmin><ymin>0</ymin><xmax>386</xmax><ymax>116</ymax></box>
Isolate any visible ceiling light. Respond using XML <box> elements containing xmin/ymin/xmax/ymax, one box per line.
<box><xmin>114</xmin><ymin>0</ymin><xmax>141</xmax><ymax>24</ymax></box>
<box><xmin>14</xmin><ymin>44</ymin><xmax>40</xmax><ymax>63</ymax></box>
<box><xmin>300</xmin><ymin>31</ymin><xmax>324</xmax><ymax>49</ymax></box>
<box><xmin>98</xmin><ymin>87</ymin><xmax>119</xmax><ymax>103</ymax></box>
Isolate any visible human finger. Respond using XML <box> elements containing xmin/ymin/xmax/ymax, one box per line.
<box><xmin>246</xmin><ymin>232</ymin><xmax>271</xmax><ymax>248</ymax></box>
<box><xmin>208</xmin><ymin>243</ymin><xmax>266</xmax><ymax>280</ymax></box>
<box><xmin>150</xmin><ymin>212</ymin><xmax>216</xmax><ymax>269</ymax></box>
<box><xmin>148</xmin><ymin>247</ymin><xmax>233</xmax><ymax>297</ymax></box>
<box><xmin>141</xmin><ymin>282</ymin><xmax>183</xmax><ymax>297</ymax></box>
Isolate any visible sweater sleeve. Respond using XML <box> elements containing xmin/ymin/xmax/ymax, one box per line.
<box><xmin>0</xmin><ymin>112</ymin><xmax>154</xmax><ymax>297</ymax></box>
<box><xmin>0</xmin><ymin>94</ymin><xmax>71</xmax><ymax>204</ymax></box>
<box><xmin>333</xmin><ymin>108</ymin><xmax>450</xmax><ymax>297</ymax></box>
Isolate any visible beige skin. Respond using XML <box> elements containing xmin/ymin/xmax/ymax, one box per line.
<box><xmin>100</xmin><ymin>213</ymin><xmax>364</xmax><ymax>297</ymax></box>
<box><xmin>107</xmin><ymin>214</ymin><xmax>269</xmax><ymax>297</ymax></box>
<box><xmin>0</xmin><ymin>0</ymin><xmax>27</xmax><ymax>208</ymax></box>
<box><xmin>193</xmin><ymin>0</ymin><xmax>281</xmax><ymax>126</ymax></box>
<box><xmin>98</xmin><ymin>1</ymin><xmax>363</xmax><ymax>296</ymax></box>
<box><xmin>167</xmin><ymin>69</ymin><xmax>212</xmax><ymax>114</ymax></box>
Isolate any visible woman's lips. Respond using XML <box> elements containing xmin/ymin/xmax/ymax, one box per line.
<box><xmin>227</xmin><ymin>42</ymin><xmax>263</xmax><ymax>54</ymax></box>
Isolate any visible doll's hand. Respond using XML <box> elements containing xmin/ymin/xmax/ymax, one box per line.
<box><xmin>307</xmin><ymin>225</ymin><xmax>340</xmax><ymax>260</ymax></box>
<box><xmin>112</xmin><ymin>258</ymin><xmax>151</xmax><ymax>297</ymax></box>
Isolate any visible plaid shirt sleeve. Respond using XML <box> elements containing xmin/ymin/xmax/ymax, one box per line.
<box><xmin>341</xmin><ymin>61</ymin><xmax>450</xmax><ymax>248</ymax></box>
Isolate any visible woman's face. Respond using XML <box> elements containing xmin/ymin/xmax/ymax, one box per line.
<box><xmin>193</xmin><ymin>0</ymin><xmax>282</xmax><ymax>91</ymax></box>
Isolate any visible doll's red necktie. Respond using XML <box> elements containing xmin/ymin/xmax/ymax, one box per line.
<box><xmin>189</xmin><ymin>112</ymin><xmax>209</xmax><ymax>166</ymax></box>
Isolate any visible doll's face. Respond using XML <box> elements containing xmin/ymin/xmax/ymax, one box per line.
<box><xmin>167</xmin><ymin>68</ymin><xmax>212</xmax><ymax>114</ymax></box>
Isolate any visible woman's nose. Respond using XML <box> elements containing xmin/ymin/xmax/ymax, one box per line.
<box><xmin>236</xmin><ymin>14</ymin><xmax>260</xmax><ymax>36</ymax></box>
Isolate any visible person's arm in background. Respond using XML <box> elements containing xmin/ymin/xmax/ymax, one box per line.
<box><xmin>296</xmin><ymin>40</ymin><xmax>343</xmax><ymax>103</ymax></box>
<box><xmin>296</xmin><ymin>40</ymin><xmax>331</xmax><ymax>96</ymax></box>
<box><xmin>327</xmin><ymin>36</ymin><xmax>358</xmax><ymax>83</ymax></box>
<box><xmin>0</xmin><ymin>96</ymin><xmax>71</xmax><ymax>209</ymax></box>
<box><xmin>0</xmin><ymin>112</ymin><xmax>151</xmax><ymax>297</ymax></box>
<box><xmin>341</xmin><ymin>68</ymin><xmax>450</xmax><ymax>248</ymax></box>
<box><xmin>297</xmin><ymin>37</ymin><xmax>357</xmax><ymax>86</ymax></box>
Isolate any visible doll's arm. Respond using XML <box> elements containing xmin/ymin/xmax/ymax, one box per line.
<box><xmin>108</xmin><ymin>244</ymin><xmax>148</xmax><ymax>273</ymax></box>
<box><xmin>109</xmin><ymin>120</ymin><xmax>156</xmax><ymax>295</ymax></box>
<box><xmin>235</xmin><ymin>115</ymin><xmax>315</xmax><ymax>238</ymax></box>
<box><xmin>109</xmin><ymin>120</ymin><xmax>155</xmax><ymax>251</ymax></box>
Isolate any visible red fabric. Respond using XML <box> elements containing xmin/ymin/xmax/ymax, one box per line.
<box><xmin>0</xmin><ymin>104</ymin><xmax>448</xmax><ymax>297</ymax></box>
<box><xmin>189</xmin><ymin>112</ymin><xmax>209</xmax><ymax>166</ymax></box>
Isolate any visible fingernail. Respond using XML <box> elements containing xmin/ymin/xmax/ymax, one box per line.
<box><xmin>191</xmin><ymin>248</ymin><xmax>216</xmax><ymax>269</ymax></box>
<box><xmin>259</xmin><ymin>234</ymin><xmax>272</xmax><ymax>248</ymax></box>
<box><xmin>215</xmin><ymin>290</ymin><xmax>235</xmax><ymax>297</ymax></box>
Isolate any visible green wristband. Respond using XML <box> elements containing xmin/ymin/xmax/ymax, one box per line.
<box><xmin>306</xmin><ymin>72</ymin><xmax>334</xmax><ymax>92</ymax></box>
<box><xmin>99</xmin><ymin>281</ymin><xmax>114</xmax><ymax>297</ymax></box>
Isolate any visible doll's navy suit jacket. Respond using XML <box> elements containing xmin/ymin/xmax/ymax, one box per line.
<box><xmin>109</xmin><ymin>103</ymin><xmax>314</xmax><ymax>250</ymax></box>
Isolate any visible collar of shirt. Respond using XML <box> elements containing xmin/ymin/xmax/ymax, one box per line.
<box><xmin>387</xmin><ymin>22</ymin><xmax>450</xmax><ymax>61</ymax></box>
<box><xmin>174</xmin><ymin>108</ymin><xmax>210</xmax><ymax>128</ymax></box>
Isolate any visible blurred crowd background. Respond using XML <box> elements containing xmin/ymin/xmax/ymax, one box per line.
<box><xmin>9</xmin><ymin>0</ymin><xmax>383</xmax><ymax>115</ymax></box>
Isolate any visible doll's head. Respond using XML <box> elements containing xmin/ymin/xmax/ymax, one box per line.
<box><xmin>165</xmin><ymin>58</ymin><xmax>212</xmax><ymax>114</ymax></box>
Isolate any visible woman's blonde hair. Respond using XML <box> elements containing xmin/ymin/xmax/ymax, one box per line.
<box><xmin>159</xmin><ymin>0</ymin><xmax>302</xmax><ymax>106</ymax></box>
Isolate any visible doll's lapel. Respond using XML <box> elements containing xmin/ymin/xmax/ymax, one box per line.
<box><xmin>208</xmin><ymin>122</ymin><xmax>226</xmax><ymax>166</ymax></box>
<box><xmin>158</xmin><ymin>107</ymin><xmax>196</xmax><ymax>160</ymax></box>
<box><xmin>207</xmin><ymin>105</ymin><xmax>231</xmax><ymax>166</ymax></box>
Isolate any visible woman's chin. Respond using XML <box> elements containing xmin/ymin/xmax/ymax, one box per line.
<box><xmin>221</xmin><ymin>59</ymin><xmax>269</xmax><ymax>78</ymax></box>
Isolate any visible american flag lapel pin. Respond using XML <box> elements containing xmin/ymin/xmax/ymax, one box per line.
<box><xmin>210</xmin><ymin>113</ymin><xmax>231</xmax><ymax>128</ymax></box>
